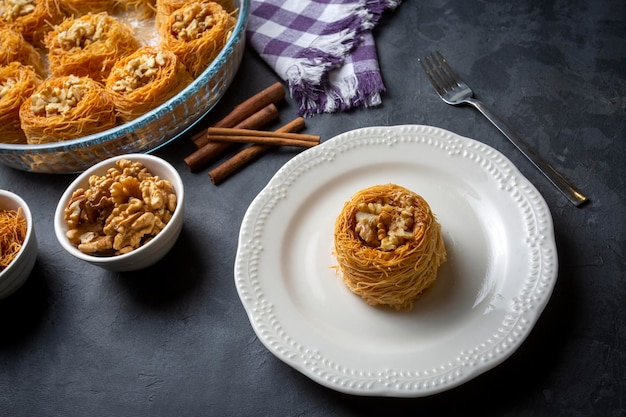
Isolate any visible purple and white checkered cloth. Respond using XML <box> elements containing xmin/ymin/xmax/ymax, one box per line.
<box><xmin>247</xmin><ymin>0</ymin><xmax>402</xmax><ymax>117</ymax></box>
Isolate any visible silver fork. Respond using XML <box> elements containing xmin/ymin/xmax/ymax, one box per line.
<box><xmin>419</xmin><ymin>51</ymin><xmax>588</xmax><ymax>207</ymax></box>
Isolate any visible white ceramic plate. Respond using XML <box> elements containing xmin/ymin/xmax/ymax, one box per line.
<box><xmin>235</xmin><ymin>125</ymin><xmax>557</xmax><ymax>397</ymax></box>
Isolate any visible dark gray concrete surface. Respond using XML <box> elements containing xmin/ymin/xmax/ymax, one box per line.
<box><xmin>1</xmin><ymin>0</ymin><xmax>624</xmax><ymax>415</ymax></box>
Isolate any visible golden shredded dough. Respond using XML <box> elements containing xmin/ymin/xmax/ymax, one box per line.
<box><xmin>0</xmin><ymin>207</ymin><xmax>27</xmax><ymax>271</ymax></box>
<box><xmin>20</xmin><ymin>74</ymin><xmax>117</xmax><ymax>144</ymax></box>
<box><xmin>0</xmin><ymin>26</ymin><xmax>43</xmax><ymax>75</ymax></box>
<box><xmin>0</xmin><ymin>1</ymin><xmax>238</xmax><ymax>145</ymax></box>
<box><xmin>158</xmin><ymin>0</ymin><xmax>236</xmax><ymax>77</ymax></box>
<box><xmin>155</xmin><ymin>0</ymin><xmax>234</xmax><ymax>26</ymax></box>
<box><xmin>0</xmin><ymin>62</ymin><xmax>43</xmax><ymax>143</ymax></box>
<box><xmin>0</xmin><ymin>0</ymin><xmax>65</xmax><ymax>46</ymax></box>
<box><xmin>116</xmin><ymin>0</ymin><xmax>156</xmax><ymax>19</ymax></box>
<box><xmin>45</xmin><ymin>11</ymin><xmax>140</xmax><ymax>82</ymax></box>
<box><xmin>105</xmin><ymin>45</ymin><xmax>192</xmax><ymax>122</ymax></box>
<box><xmin>58</xmin><ymin>0</ymin><xmax>116</xmax><ymax>16</ymax></box>
<box><xmin>333</xmin><ymin>184</ymin><xmax>447</xmax><ymax>311</ymax></box>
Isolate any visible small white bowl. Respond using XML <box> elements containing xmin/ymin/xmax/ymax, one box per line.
<box><xmin>54</xmin><ymin>153</ymin><xmax>184</xmax><ymax>272</ymax></box>
<box><xmin>0</xmin><ymin>190</ymin><xmax>37</xmax><ymax>299</ymax></box>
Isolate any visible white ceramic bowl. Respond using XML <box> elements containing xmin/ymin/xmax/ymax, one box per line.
<box><xmin>54</xmin><ymin>153</ymin><xmax>184</xmax><ymax>271</ymax></box>
<box><xmin>0</xmin><ymin>190</ymin><xmax>37</xmax><ymax>299</ymax></box>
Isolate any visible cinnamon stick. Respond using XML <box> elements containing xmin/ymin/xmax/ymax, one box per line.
<box><xmin>209</xmin><ymin>117</ymin><xmax>307</xmax><ymax>185</ymax></box>
<box><xmin>207</xmin><ymin>135</ymin><xmax>317</xmax><ymax>148</ymax></box>
<box><xmin>185</xmin><ymin>104</ymin><xmax>279</xmax><ymax>171</ymax></box>
<box><xmin>206</xmin><ymin>127</ymin><xmax>320</xmax><ymax>143</ymax></box>
<box><xmin>214</xmin><ymin>82</ymin><xmax>285</xmax><ymax>128</ymax></box>
<box><xmin>192</xmin><ymin>103</ymin><xmax>280</xmax><ymax>148</ymax></box>
<box><xmin>191</xmin><ymin>81</ymin><xmax>285</xmax><ymax>147</ymax></box>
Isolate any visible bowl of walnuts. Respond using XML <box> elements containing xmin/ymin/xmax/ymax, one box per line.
<box><xmin>54</xmin><ymin>153</ymin><xmax>184</xmax><ymax>271</ymax></box>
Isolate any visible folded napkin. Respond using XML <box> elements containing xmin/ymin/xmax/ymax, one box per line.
<box><xmin>247</xmin><ymin>0</ymin><xmax>402</xmax><ymax>117</ymax></box>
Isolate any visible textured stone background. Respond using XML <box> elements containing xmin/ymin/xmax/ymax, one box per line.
<box><xmin>1</xmin><ymin>0</ymin><xmax>624</xmax><ymax>415</ymax></box>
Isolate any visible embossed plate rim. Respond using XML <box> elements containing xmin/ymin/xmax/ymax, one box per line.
<box><xmin>234</xmin><ymin>124</ymin><xmax>557</xmax><ymax>397</ymax></box>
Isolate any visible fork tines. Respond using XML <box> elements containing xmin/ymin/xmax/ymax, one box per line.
<box><xmin>419</xmin><ymin>51</ymin><xmax>459</xmax><ymax>94</ymax></box>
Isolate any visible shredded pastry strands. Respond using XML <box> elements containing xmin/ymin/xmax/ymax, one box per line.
<box><xmin>333</xmin><ymin>184</ymin><xmax>447</xmax><ymax>311</ymax></box>
<box><xmin>0</xmin><ymin>1</ymin><xmax>239</xmax><ymax>145</ymax></box>
<box><xmin>20</xmin><ymin>74</ymin><xmax>117</xmax><ymax>144</ymax></box>
<box><xmin>155</xmin><ymin>0</ymin><xmax>234</xmax><ymax>32</ymax></box>
<box><xmin>115</xmin><ymin>0</ymin><xmax>157</xmax><ymax>19</ymax></box>
<box><xmin>0</xmin><ymin>207</ymin><xmax>27</xmax><ymax>272</ymax></box>
<box><xmin>45</xmin><ymin>11</ymin><xmax>140</xmax><ymax>82</ymax></box>
<box><xmin>0</xmin><ymin>26</ymin><xmax>43</xmax><ymax>74</ymax></box>
<box><xmin>159</xmin><ymin>0</ymin><xmax>236</xmax><ymax>77</ymax></box>
<box><xmin>105</xmin><ymin>45</ymin><xmax>193</xmax><ymax>122</ymax></box>
<box><xmin>58</xmin><ymin>0</ymin><xmax>117</xmax><ymax>16</ymax></box>
<box><xmin>0</xmin><ymin>62</ymin><xmax>42</xmax><ymax>144</ymax></box>
<box><xmin>0</xmin><ymin>0</ymin><xmax>65</xmax><ymax>46</ymax></box>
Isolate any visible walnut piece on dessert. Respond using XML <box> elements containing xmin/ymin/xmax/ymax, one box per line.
<box><xmin>56</xmin><ymin>14</ymin><xmax>107</xmax><ymax>50</ymax></box>
<box><xmin>0</xmin><ymin>0</ymin><xmax>36</xmax><ymax>21</ymax></box>
<box><xmin>354</xmin><ymin>198</ymin><xmax>417</xmax><ymax>251</ymax></box>
<box><xmin>29</xmin><ymin>75</ymin><xmax>88</xmax><ymax>117</ymax></box>
<box><xmin>171</xmin><ymin>3</ymin><xmax>217</xmax><ymax>41</ymax></box>
<box><xmin>0</xmin><ymin>77</ymin><xmax>17</xmax><ymax>97</ymax></box>
<box><xmin>110</xmin><ymin>52</ymin><xmax>166</xmax><ymax>92</ymax></box>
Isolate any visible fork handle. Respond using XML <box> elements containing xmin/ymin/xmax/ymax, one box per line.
<box><xmin>467</xmin><ymin>98</ymin><xmax>588</xmax><ymax>207</ymax></box>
